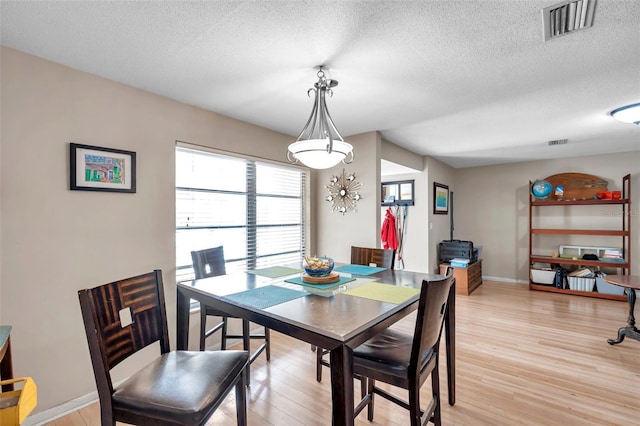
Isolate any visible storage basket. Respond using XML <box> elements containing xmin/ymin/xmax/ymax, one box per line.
<box><xmin>595</xmin><ymin>277</ymin><xmax>625</xmax><ymax>296</ymax></box>
<box><xmin>0</xmin><ymin>377</ymin><xmax>37</xmax><ymax>425</ymax></box>
<box><xmin>530</xmin><ymin>268</ymin><xmax>555</xmax><ymax>285</ymax></box>
<box><xmin>567</xmin><ymin>277</ymin><xmax>595</xmax><ymax>292</ymax></box>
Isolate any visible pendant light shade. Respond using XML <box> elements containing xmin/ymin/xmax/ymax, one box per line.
<box><xmin>610</xmin><ymin>103</ymin><xmax>640</xmax><ymax>125</ymax></box>
<box><xmin>287</xmin><ymin>68</ymin><xmax>354</xmax><ymax>169</ymax></box>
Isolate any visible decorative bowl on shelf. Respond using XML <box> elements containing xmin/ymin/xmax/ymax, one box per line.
<box><xmin>303</xmin><ymin>256</ymin><xmax>334</xmax><ymax>277</ymax></box>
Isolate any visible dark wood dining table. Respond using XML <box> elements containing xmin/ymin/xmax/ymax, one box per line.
<box><xmin>603</xmin><ymin>275</ymin><xmax>640</xmax><ymax>345</ymax></box>
<box><xmin>176</xmin><ymin>267</ymin><xmax>455</xmax><ymax>426</ymax></box>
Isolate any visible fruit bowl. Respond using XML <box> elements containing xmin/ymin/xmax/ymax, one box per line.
<box><xmin>303</xmin><ymin>256</ymin><xmax>334</xmax><ymax>277</ymax></box>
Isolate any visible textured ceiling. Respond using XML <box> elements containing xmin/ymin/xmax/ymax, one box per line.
<box><xmin>1</xmin><ymin>0</ymin><xmax>639</xmax><ymax>168</ymax></box>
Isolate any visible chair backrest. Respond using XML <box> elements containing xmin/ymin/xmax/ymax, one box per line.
<box><xmin>78</xmin><ymin>270</ymin><xmax>169</xmax><ymax>402</ymax></box>
<box><xmin>191</xmin><ymin>246</ymin><xmax>227</xmax><ymax>279</ymax></box>
<box><xmin>350</xmin><ymin>246</ymin><xmax>395</xmax><ymax>269</ymax></box>
<box><xmin>410</xmin><ymin>273</ymin><xmax>454</xmax><ymax>373</ymax></box>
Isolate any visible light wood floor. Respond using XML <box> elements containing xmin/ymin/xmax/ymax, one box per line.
<box><xmin>47</xmin><ymin>281</ymin><xmax>640</xmax><ymax>425</ymax></box>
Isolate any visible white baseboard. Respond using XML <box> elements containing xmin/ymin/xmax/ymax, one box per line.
<box><xmin>483</xmin><ymin>275</ymin><xmax>529</xmax><ymax>284</ymax></box>
<box><xmin>23</xmin><ymin>391</ymin><xmax>98</xmax><ymax>426</ymax></box>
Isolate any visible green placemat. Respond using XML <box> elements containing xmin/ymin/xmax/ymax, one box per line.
<box><xmin>334</xmin><ymin>264</ymin><xmax>387</xmax><ymax>275</ymax></box>
<box><xmin>285</xmin><ymin>275</ymin><xmax>356</xmax><ymax>290</ymax></box>
<box><xmin>246</xmin><ymin>266</ymin><xmax>302</xmax><ymax>278</ymax></box>
<box><xmin>225</xmin><ymin>285</ymin><xmax>308</xmax><ymax>309</ymax></box>
<box><xmin>342</xmin><ymin>282</ymin><xmax>419</xmax><ymax>304</ymax></box>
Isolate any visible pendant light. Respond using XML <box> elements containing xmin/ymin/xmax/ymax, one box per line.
<box><xmin>287</xmin><ymin>67</ymin><xmax>354</xmax><ymax>169</ymax></box>
<box><xmin>610</xmin><ymin>103</ymin><xmax>640</xmax><ymax>125</ymax></box>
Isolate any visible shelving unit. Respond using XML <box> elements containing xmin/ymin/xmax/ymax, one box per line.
<box><xmin>528</xmin><ymin>174</ymin><xmax>630</xmax><ymax>301</ymax></box>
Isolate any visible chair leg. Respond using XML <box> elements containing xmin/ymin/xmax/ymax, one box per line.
<box><xmin>235</xmin><ymin>369</ymin><xmax>248</xmax><ymax>426</ymax></box>
<box><xmin>408</xmin><ymin>380</ymin><xmax>422</xmax><ymax>426</ymax></box>
<box><xmin>265</xmin><ymin>327</ymin><xmax>271</xmax><ymax>361</ymax></box>
<box><xmin>221</xmin><ymin>316</ymin><xmax>229</xmax><ymax>350</ymax></box>
<box><xmin>316</xmin><ymin>347</ymin><xmax>323</xmax><ymax>382</ymax></box>
<box><xmin>367</xmin><ymin>378</ymin><xmax>375</xmax><ymax>421</ymax></box>
<box><xmin>242</xmin><ymin>319</ymin><xmax>251</xmax><ymax>386</ymax></box>
<box><xmin>430</xmin><ymin>360</ymin><xmax>442</xmax><ymax>426</ymax></box>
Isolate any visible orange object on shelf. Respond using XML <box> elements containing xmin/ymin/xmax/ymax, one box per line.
<box><xmin>612</xmin><ymin>190</ymin><xmax>622</xmax><ymax>200</ymax></box>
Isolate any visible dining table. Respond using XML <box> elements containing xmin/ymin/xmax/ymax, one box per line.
<box><xmin>176</xmin><ymin>265</ymin><xmax>455</xmax><ymax>426</ymax></box>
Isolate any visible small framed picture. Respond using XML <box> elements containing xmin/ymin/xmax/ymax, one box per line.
<box><xmin>70</xmin><ymin>143</ymin><xmax>136</xmax><ymax>193</ymax></box>
<box><xmin>433</xmin><ymin>182</ymin><xmax>449</xmax><ymax>214</ymax></box>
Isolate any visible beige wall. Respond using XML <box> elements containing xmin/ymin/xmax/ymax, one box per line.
<box><xmin>314</xmin><ymin>131</ymin><xmax>381</xmax><ymax>262</ymax></box>
<box><xmin>426</xmin><ymin>157</ymin><xmax>456</xmax><ymax>273</ymax></box>
<box><xmin>454</xmin><ymin>154</ymin><xmax>640</xmax><ymax>282</ymax></box>
<box><xmin>0</xmin><ymin>47</ymin><xmax>294</xmax><ymax>414</ymax></box>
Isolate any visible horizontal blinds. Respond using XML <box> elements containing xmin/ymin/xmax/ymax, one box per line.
<box><xmin>176</xmin><ymin>146</ymin><xmax>306</xmax><ymax>283</ymax></box>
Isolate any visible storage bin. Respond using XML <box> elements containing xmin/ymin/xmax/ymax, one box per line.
<box><xmin>531</xmin><ymin>268</ymin><xmax>555</xmax><ymax>285</ymax></box>
<box><xmin>595</xmin><ymin>277</ymin><xmax>625</xmax><ymax>296</ymax></box>
<box><xmin>567</xmin><ymin>276</ymin><xmax>595</xmax><ymax>292</ymax></box>
<box><xmin>0</xmin><ymin>377</ymin><xmax>37</xmax><ymax>425</ymax></box>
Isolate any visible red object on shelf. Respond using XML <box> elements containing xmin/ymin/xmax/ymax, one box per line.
<box><xmin>612</xmin><ymin>191</ymin><xmax>622</xmax><ymax>200</ymax></box>
<box><xmin>597</xmin><ymin>191</ymin><xmax>612</xmax><ymax>199</ymax></box>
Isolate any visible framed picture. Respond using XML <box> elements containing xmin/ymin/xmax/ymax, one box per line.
<box><xmin>433</xmin><ymin>182</ymin><xmax>449</xmax><ymax>214</ymax></box>
<box><xmin>381</xmin><ymin>179</ymin><xmax>415</xmax><ymax>206</ymax></box>
<box><xmin>70</xmin><ymin>143</ymin><xmax>136</xmax><ymax>193</ymax></box>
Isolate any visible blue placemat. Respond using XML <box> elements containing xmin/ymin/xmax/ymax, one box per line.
<box><xmin>285</xmin><ymin>275</ymin><xmax>356</xmax><ymax>289</ymax></box>
<box><xmin>225</xmin><ymin>285</ymin><xmax>308</xmax><ymax>309</ymax></box>
<box><xmin>334</xmin><ymin>264</ymin><xmax>387</xmax><ymax>275</ymax></box>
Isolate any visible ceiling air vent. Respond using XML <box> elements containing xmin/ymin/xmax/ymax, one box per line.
<box><xmin>548</xmin><ymin>139</ymin><xmax>568</xmax><ymax>146</ymax></box>
<box><xmin>542</xmin><ymin>0</ymin><xmax>596</xmax><ymax>41</ymax></box>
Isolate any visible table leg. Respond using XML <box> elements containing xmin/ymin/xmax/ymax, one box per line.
<box><xmin>330</xmin><ymin>345</ymin><xmax>354</xmax><ymax>426</ymax></box>
<box><xmin>176</xmin><ymin>288</ymin><xmax>190</xmax><ymax>350</ymax></box>
<box><xmin>608</xmin><ymin>288</ymin><xmax>640</xmax><ymax>345</ymax></box>
<box><xmin>445</xmin><ymin>280</ymin><xmax>456</xmax><ymax>405</ymax></box>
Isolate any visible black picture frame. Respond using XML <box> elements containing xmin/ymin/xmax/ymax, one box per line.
<box><xmin>70</xmin><ymin>143</ymin><xmax>136</xmax><ymax>193</ymax></box>
<box><xmin>381</xmin><ymin>180</ymin><xmax>415</xmax><ymax>206</ymax></box>
<box><xmin>433</xmin><ymin>182</ymin><xmax>449</xmax><ymax>214</ymax></box>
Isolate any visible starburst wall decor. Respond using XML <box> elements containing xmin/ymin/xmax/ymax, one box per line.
<box><xmin>325</xmin><ymin>169</ymin><xmax>362</xmax><ymax>214</ymax></box>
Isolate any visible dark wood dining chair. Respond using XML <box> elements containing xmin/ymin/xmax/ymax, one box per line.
<box><xmin>78</xmin><ymin>269</ymin><xmax>249</xmax><ymax>426</ymax></box>
<box><xmin>192</xmin><ymin>246</ymin><xmax>270</xmax><ymax>385</ymax></box>
<box><xmin>352</xmin><ymin>273</ymin><xmax>454</xmax><ymax>426</ymax></box>
<box><xmin>316</xmin><ymin>245</ymin><xmax>396</xmax><ymax>382</ymax></box>
<box><xmin>350</xmin><ymin>245</ymin><xmax>396</xmax><ymax>269</ymax></box>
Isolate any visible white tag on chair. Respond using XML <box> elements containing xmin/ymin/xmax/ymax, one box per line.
<box><xmin>119</xmin><ymin>307</ymin><xmax>133</xmax><ymax>327</ymax></box>
<box><xmin>369</xmin><ymin>263</ymin><xmax>378</xmax><ymax>267</ymax></box>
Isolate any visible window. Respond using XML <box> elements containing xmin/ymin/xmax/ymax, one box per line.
<box><xmin>176</xmin><ymin>145</ymin><xmax>307</xmax><ymax>283</ymax></box>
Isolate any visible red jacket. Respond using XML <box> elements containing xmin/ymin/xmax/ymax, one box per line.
<box><xmin>381</xmin><ymin>209</ymin><xmax>398</xmax><ymax>250</ymax></box>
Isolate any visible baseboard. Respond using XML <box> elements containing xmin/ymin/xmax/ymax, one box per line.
<box><xmin>483</xmin><ymin>275</ymin><xmax>529</xmax><ymax>285</ymax></box>
<box><xmin>23</xmin><ymin>391</ymin><xmax>98</xmax><ymax>426</ymax></box>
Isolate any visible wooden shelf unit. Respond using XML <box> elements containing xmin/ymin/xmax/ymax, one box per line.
<box><xmin>528</xmin><ymin>174</ymin><xmax>631</xmax><ymax>301</ymax></box>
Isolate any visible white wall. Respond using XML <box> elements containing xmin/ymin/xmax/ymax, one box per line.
<box><xmin>454</xmin><ymin>154</ymin><xmax>640</xmax><ymax>282</ymax></box>
<box><xmin>0</xmin><ymin>47</ymin><xmax>294</xmax><ymax>414</ymax></box>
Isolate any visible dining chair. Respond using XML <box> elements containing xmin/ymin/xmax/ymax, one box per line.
<box><xmin>78</xmin><ymin>269</ymin><xmax>249</xmax><ymax>426</ymax></box>
<box><xmin>352</xmin><ymin>273</ymin><xmax>454</xmax><ymax>426</ymax></box>
<box><xmin>315</xmin><ymin>246</ymin><xmax>397</xmax><ymax>382</ymax></box>
<box><xmin>192</xmin><ymin>246</ymin><xmax>270</xmax><ymax>385</ymax></box>
<box><xmin>350</xmin><ymin>245</ymin><xmax>396</xmax><ymax>269</ymax></box>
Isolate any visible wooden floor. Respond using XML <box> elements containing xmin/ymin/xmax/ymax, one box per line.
<box><xmin>47</xmin><ymin>281</ymin><xmax>640</xmax><ymax>425</ymax></box>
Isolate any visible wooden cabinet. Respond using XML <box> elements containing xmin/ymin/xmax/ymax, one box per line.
<box><xmin>440</xmin><ymin>260</ymin><xmax>483</xmax><ymax>295</ymax></box>
<box><xmin>528</xmin><ymin>174</ymin><xmax>630</xmax><ymax>301</ymax></box>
